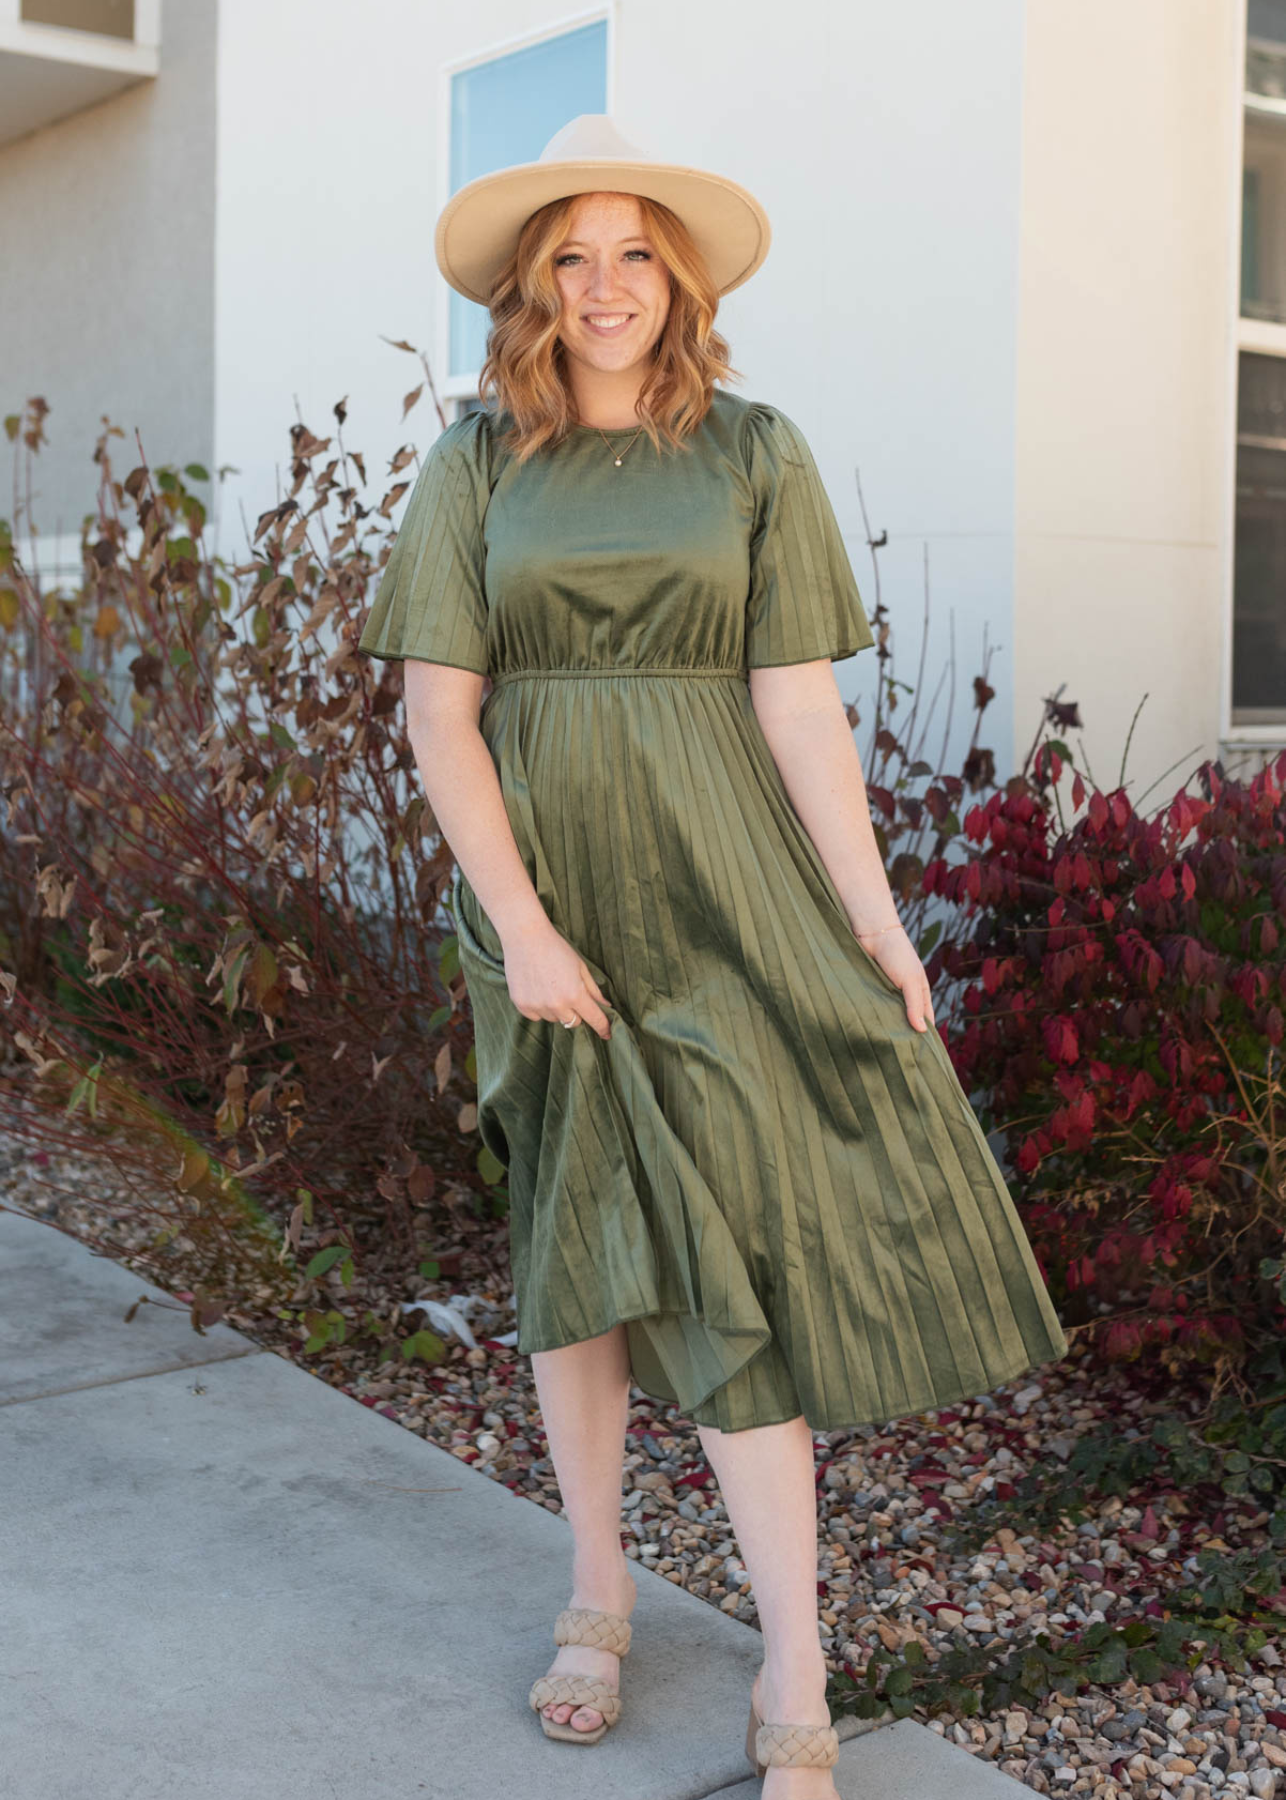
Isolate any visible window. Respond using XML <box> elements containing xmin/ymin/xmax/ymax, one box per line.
<box><xmin>1233</xmin><ymin>354</ymin><xmax>1286</xmax><ymax>720</ymax></box>
<box><xmin>1234</xmin><ymin>0</ymin><xmax>1286</xmax><ymax>728</ymax></box>
<box><xmin>1244</xmin><ymin>3</ymin><xmax>1286</xmax><ymax>321</ymax></box>
<box><xmin>446</xmin><ymin>20</ymin><xmax>608</xmax><ymax>389</ymax></box>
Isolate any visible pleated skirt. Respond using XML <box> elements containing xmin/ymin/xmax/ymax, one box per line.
<box><xmin>452</xmin><ymin>669</ymin><xmax>1068</xmax><ymax>1433</ymax></box>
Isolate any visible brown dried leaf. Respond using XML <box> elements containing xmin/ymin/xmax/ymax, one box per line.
<box><xmin>406</xmin><ymin>1163</ymin><xmax>436</xmax><ymax>1204</ymax></box>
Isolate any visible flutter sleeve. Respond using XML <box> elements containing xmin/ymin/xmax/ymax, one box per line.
<box><xmin>357</xmin><ymin>410</ymin><xmax>492</xmax><ymax>673</ymax></box>
<box><xmin>743</xmin><ymin>402</ymin><xmax>875</xmax><ymax>668</ymax></box>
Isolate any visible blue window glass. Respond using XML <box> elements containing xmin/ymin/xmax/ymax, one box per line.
<box><xmin>448</xmin><ymin>21</ymin><xmax>608</xmax><ymax>378</ymax></box>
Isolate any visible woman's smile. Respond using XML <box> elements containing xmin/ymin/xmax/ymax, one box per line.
<box><xmin>581</xmin><ymin>312</ymin><xmax>636</xmax><ymax>336</ymax></box>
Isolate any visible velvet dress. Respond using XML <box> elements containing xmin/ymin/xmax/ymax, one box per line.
<box><xmin>357</xmin><ymin>387</ymin><xmax>1067</xmax><ymax>1433</ymax></box>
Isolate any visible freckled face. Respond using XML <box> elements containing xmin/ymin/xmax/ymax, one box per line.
<box><xmin>552</xmin><ymin>192</ymin><xmax>672</xmax><ymax>378</ymax></box>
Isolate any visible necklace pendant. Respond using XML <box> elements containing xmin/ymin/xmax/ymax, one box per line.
<box><xmin>615</xmin><ymin>457</ymin><xmax>622</xmax><ymax>466</ymax></box>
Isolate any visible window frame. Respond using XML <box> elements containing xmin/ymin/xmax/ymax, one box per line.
<box><xmin>435</xmin><ymin>6</ymin><xmax>615</xmax><ymax>416</ymax></box>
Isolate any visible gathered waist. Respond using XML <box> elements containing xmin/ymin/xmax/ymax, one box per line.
<box><xmin>489</xmin><ymin>665</ymin><xmax>747</xmax><ymax>688</ymax></box>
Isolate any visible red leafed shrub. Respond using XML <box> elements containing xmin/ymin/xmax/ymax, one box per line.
<box><xmin>925</xmin><ymin>745</ymin><xmax>1286</xmax><ymax>1372</ymax></box>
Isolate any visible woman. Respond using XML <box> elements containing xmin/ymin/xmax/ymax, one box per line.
<box><xmin>358</xmin><ymin>113</ymin><xmax>1067</xmax><ymax>1794</ymax></box>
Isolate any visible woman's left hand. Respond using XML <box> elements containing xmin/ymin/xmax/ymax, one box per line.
<box><xmin>857</xmin><ymin>924</ymin><xmax>935</xmax><ymax>1033</ymax></box>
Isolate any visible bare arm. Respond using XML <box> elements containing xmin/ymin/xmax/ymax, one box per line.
<box><xmin>401</xmin><ymin>661</ymin><xmax>611</xmax><ymax>1036</ymax></box>
<box><xmin>748</xmin><ymin>658</ymin><xmax>934</xmax><ymax>1032</ymax></box>
<box><xmin>402</xmin><ymin>661</ymin><xmax>544</xmax><ymax>943</ymax></box>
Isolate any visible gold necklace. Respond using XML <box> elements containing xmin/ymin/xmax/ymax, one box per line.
<box><xmin>594</xmin><ymin>425</ymin><xmax>646</xmax><ymax>466</ymax></box>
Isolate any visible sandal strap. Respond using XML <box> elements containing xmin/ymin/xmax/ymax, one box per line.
<box><xmin>528</xmin><ymin>1673</ymin><xmax>622</xmax><ymax>1726</ymax></box>
<box><xmin>756</xmin><ymin>1722</ymin><xmax>840</xmax><ymax>1768</ymax></box>
<box><xmin>553</xmin><ymin>1606</ymin><xmax>632</xmax><ymax>1657</ymax></box>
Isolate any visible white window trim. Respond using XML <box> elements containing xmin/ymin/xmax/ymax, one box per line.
<box><xmin>436</xmin><ymin>4</ymin><xmax>616</xmax><ymax>414</ymax></box>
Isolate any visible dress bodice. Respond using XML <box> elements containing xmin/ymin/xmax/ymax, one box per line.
<box><xmin>357</xmin><ymin>387</ymin><xmax>874</xmax><ymax>682</ymax></box>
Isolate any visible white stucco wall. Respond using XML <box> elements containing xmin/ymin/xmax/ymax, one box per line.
<box><xmin>211</xmin><ymin>0</ymin><xmax>444</xmax><ymax>557</ymax></box>
<box><xmin>0</xmin><ymin>0</ymin><xmax>214</xmax><ymax>544</ymax></box>
<box><xmin>1014</xmin><ymin>0</ymin><xmax>1244</xmax><ymax>802</ymax></box>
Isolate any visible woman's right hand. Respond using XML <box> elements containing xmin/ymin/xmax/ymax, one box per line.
<box><xmin>499</xmin><ymin>918</ymin><xmax>613</xmax><ymax>1040</ymax></box>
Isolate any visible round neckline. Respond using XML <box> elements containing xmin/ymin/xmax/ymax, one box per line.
<box><xmin>568</xmin><ymin>419</ymin><xmax>647</xmax><ymax>434</ymax></box>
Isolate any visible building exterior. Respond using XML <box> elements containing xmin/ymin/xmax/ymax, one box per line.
<box><xmin>0</xmin><ymin>0</ymin><xmax>1277</xmax><ymax>801</ymax></box>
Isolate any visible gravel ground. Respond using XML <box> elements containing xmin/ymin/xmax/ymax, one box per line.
<box><xmin>4</xmin><ymin>1116</ymin><xmax>1284</xmax><ymax>1799</ymax></box>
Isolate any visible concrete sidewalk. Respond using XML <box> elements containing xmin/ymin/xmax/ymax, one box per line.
<box><xmin>0</xmin><ymin>1205</ymin><xmax>1030</xmax><ymax>1799</ymax></box>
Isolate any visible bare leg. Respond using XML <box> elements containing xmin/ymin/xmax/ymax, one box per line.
<box><xmin>697</xmin><ymin>1413</ymin><xmax>839</xmax><ymax>1799</ymax></box>
<box><xmin>530</xmin><ymin>1323</ymin><xmax>638</xmax><ymax>1734</ymax></box>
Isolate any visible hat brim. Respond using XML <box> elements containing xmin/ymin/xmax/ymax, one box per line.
<box><xmin>434</xmin><ymin>156</ymin><xmax>772</xmax><ymax>306</ymax></box>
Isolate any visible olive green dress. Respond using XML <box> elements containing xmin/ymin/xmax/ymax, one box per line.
<box><xmin>358</xmin><ymin>387</ymin><xmax>1067</xmax><ymax>1434</ymax></box>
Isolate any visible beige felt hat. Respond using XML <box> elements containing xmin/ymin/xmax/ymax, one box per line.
<box><xmin>434</xmin><ymin>113</ymin><xmax>772</xmax><ymax>307</ymax></box>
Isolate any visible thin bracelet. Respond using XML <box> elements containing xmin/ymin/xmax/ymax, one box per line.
<box><xmin>855</xmin><ymin>921</ymin><xmax>904</xmax><ymax>939</ymax></box>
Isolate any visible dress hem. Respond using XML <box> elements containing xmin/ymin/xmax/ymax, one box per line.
<box><xmin>746</xmin><ymin>640</ymin><xmax>873</xmax><ymax>670</ymax></box>
<box><xmin>357</xmin><ymin>646</ymin><xmax>491</xmax><ymax>674</ymax></box>
<box><xmin>518</xmin><ymin>1314</ymin><xmax>1069</xmax><ymax>1437</ymax></box>
<box><xmin>516</xmin><ymin>1307</ymin><xmax>772</xmax><ymax>1417</ymax></box>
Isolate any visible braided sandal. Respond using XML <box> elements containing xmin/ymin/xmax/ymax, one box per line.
<box><xmin>528</xmin><ymin>1605</ymin><xmax>633</xmax><ymax>1745</ymax></box>
<box><xmin>745</xmin><ymin>1692</ymin><xmax>839</xmax><ymax>1779</ymax></box>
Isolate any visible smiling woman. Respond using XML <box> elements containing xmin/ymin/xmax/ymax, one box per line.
<box><xmin>361</xmin><ymin>111</ymin><xmax>1067</xmax><ymax>1782</ymax></box>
